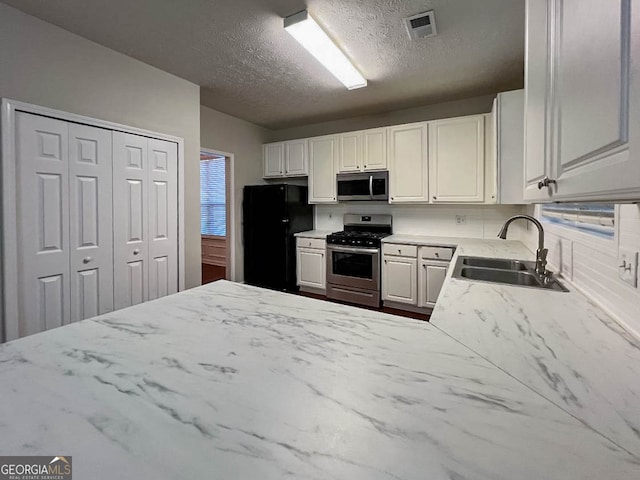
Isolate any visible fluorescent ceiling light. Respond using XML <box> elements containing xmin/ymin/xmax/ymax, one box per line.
<box><xmin>284</xmin><ymin>10</ymin><xmax>367</xmax><ymax>90</ymax></box>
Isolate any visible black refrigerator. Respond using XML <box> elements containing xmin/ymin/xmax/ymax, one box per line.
<box><xmin>243</xmin><ymin>184</ymin><xmax>314</xmax><ymax>292</ymax></box>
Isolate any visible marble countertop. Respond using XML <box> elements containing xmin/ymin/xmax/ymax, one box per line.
<box><xmin>425</xmin><ymin>238</ymin><xmax>640</xmax><ymax>458</ymax></box>
<box><xmin>1</xmin><ymin>281</ymin><xmax>638</xmax><ymax>479</ymax></box>
<box><xmin>294</xmin><ymin>230</ymin><xmax>331</xmax><ymax>239</ymax></box>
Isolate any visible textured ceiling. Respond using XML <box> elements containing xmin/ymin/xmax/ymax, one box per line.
<box><xmin>1</xmin><ymin>0</ymin><xmax>525</xmax><ymax>129</ymax></box>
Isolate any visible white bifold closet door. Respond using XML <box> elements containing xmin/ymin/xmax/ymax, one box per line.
<box><xmin>113</xmin><ymin>132</ymin><xmax>178</xmax><ymax>309</ymax></box>
<box><xmin>16</xmin><ymin>112</ymin><xmax>114</xmax><ymax>336</ymax></box>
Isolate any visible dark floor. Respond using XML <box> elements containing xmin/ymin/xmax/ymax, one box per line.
<box><xmin>202</xmin><ymin>264</ymin><xmax>226</xmax><ymax>284</ymax></box>
<box><xmin>298</xmin><ymin>291</ymin><xmax>430</xmax><ymax>322</ymax></box>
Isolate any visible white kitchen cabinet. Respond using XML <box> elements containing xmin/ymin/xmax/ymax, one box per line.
<box><xmin>524</xmin><ymin>0</ymin><xmax>640</xmax><ymax>202</ymax></box>
<box><xmin>263</xmin><ymin>142</ymin><xmax>284</xmax><ymax>178</ymax></box>
<box><xmin>429</xmin><ymin>115</ymin><xmax>485</xmax><ymax>203</ymax></box>
<box><xmin>263</xmin><ymin>140</ymin><xmax>308</xmax><ymax>178</ymax></box>
<box><xmin>338</xmin><ymin>128</ymin><xmax>388</xmax><ymax>173</ymax></box>
<box><xmin>419</xmin><ymin>261</ymin><xmax>448</xmax><ymax>308</ymax></box>
<box><xmin>418</xmin><ymin>246</ymin><xmax>454</xmax><ymax>308</ymax></box>
<box><xmin>284</xmin><ymin>139</ymin><xmax>308</xmax><ymax>176</ymax></box>
<box><xmin>492</xmin><ymin>90</ymin><xmax>525</xmax><ymax>204</ymax></box>
<box><xmin>483</xmin><ymin>112</ymin><xmax>497</xmax><ymax>204</ymax></box>
<box><xmin>388</xmin><ymin>123</ymin><xmax>429</xmax><ymax>203</ymax></box>
<box><xmin>382</xmin><ymin>246</ymin><xmax>418</xmax><ymax>305</ymax></box>
<box><xmin>308</xmin><ymin>135</ymin><xmax>339</xmax><ymax>204</ymax></box>
<box><xmin>362</xmin><ymin>128</ymin><xmax>388</xmax><ymax>171</ymax></box>
<box><xmin>339</xmin><ymin>131</ymin><xmax>363</xmax><ymax>172</ymax></box>
<box><xmin>296</xmin><ymin>237</ymin><xmax>326</xmax><ymax>292</ymax></box>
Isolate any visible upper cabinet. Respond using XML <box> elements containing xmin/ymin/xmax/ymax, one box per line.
<box><xmin>524</xmin><ymin>0</ymin><xmax>640</xmax><ymax>202</ymax></box>
<box><xmin>339</xmin><ymin>131</ymin><xmax>363</xmax><ymax>172</ymax></box>
<box><xmin>337</xmin><ymin>128</ymin><xmax>388</xmax><ymax>173</ymax></box>
<box><xmin>263</xmin><ymin>140</ymin><xmax>308</xmax><ymax>178</ymax></box>
<box><xmin>362</xmin><ymin>128</ymin><xmax>388</xmax><ymax>171</ymax></box>
<box><xmin>428</xmin><ymin>115</ymin><xmax>485</xmax><ymax>203</ymax></box>
<box><xmin>388</xmin><ymin>123</ymin><xmax>429</xmax><ymax>203</ymax></box>
<box><xmin>308</xmin><ymin>135</ymin><xmax>339</xmax><ymax>204</ymax></box>
<box><xmin>493</xmin><ymin>89</ymin><xmax>525</xmax><ymax>204</ymax></box>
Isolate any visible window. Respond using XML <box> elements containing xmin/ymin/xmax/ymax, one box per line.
<box><xmin>540</xmin><ymin>203</ymin><xmax>615</xmax><ymax>239</ymax></box>
<box><xmin>200</xmin><ymin>154</ymin><xmax>226</xmax><ymax>236</ymax></box>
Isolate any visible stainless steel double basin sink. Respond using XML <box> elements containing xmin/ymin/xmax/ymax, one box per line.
<box><xmin>452</xmin><ymin>256</ymin><xmax>568</xmax><ymax>292</ymax></box>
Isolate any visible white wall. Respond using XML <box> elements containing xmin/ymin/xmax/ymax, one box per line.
<box><xmin>267</xmin><ymin>95</ymin><xmax>496</xmax><ymax>142</ymax></box>
<box><xmin>0</xmin><ymin>3</ymin><xmax>202</xmax><ymax>288</ymax></box>
<box><xmin>200</xmin><ymin>106</ymin><xmax>269</xmax><ymax>283</ymax></box>
<box><xmin>316</xmin><ymin>204</ymin><xmax>529</xmax><ymax>239</ymax></box>
<box><xmin>519</xmin><ymin>204</ymin><xmax>640</xmax><ymax>338</ymax></box>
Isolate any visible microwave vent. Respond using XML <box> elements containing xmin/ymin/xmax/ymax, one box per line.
<box><xmin>404</xmin><ymin>11</ymin><xmax>437</xmax><ymax>40</ymax></box>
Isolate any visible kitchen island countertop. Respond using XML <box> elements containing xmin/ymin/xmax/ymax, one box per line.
<box><xmin>0</xmin><ymin>280</ymin><xmax>638</xmax><ymax>479</ymax></box>
<box><xmin>382</xmin><ymin>234</ymin><xmax>640</xmax><ymax>458</ymax></box>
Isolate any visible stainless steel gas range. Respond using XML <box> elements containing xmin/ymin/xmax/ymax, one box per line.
<box><xmin>326</xmin><ymin>214</ymin><xmax>392</xmax><ymax>308</ymax></box>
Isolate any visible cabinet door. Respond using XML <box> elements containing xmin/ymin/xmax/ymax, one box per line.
<box><xmin>484</xmin><ymin>111</ymin><xmax>497</xmax><ymax>204</ymax></box>
<box><xmin>429</xmin><ymin>115</ymin><xmax>485</xmax><ymax>203</ymax></box>
<box><xmin>148</xmin><ymin>139</ymin><xmax>179</xmax><ymax>301</ymax></box>
<box><xmin>382</xmin><ymin>256</ymin><xmax>417</xmax><ymax>305</ymax></box>
<box><xmin>419</xmin><ymin>261</ymin><xmax>448</xmax><ymax>307</ymax></box>
<box><xmin>69</xmin><ymin>124</ymin><xmax>114</xmax><ymax>322</ymax></box>
<box><xmin>263</xmin><ymin>142</ymin><xmax>284</xmax><ymax>178</ymax></box>
<box><xmin>496</xmin><ymin>90</ymin><xmax>525</xmax><ymax>204</ymax></box>
<box><xmin>285</xmin><ymin>139</ymin><xmax>308</xmax><ymax>176</ymax></box>
<box><xmin>339</xmin><ymin>131</ymin><xmax>362</xmax><ymax>172</ymax></box>
<box><xmin>388</xmin><ymin>123</ymin><xmax>429</xmax><ymax>203</ymax></box>
<box><xmin>16</xmin><ymin>113</ymin><xmax>71</xmax><ymax>337</ymax></box>
<box><xmin>550</xmin><ymin>0</ymin><xmax>638</xmax><ymax>201</ymax></box>
<box><xmin>113</xmin><ymin>132</ymin><xmax>149</xmax><ymax>309</ymax></box>
<box><xmin>296</xmin><ymin>247</ymin><xmax>326</xmax><ymax>290</ymax></box>
<box><xmin>523</xmin><ymin>0</ymin><xmax>553</xmax><ymax>202</ymax></box>
<box><xmin>308</xmin><ymin>135</ymin><xmax>339</xmax><ymax>204</ymax></box>
<box><xmin>363</xmin><ymin>128</ymin><xmax>388</xmax><ymax>171</ymax></box>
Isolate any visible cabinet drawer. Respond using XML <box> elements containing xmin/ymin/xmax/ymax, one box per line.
<box><xmin>296</xmin><ymin>237</ymin><xmax>326</xmax><ymax>250</ymax></box>
<box><xmin>420</xmin><ymin>246</ymin><xmax>454</xmax><ymax>261</ymax></box>
<box><xmin>383</xmin><ymin>243</ymin><xmax>418</xmax><ymax>258</ymax></box>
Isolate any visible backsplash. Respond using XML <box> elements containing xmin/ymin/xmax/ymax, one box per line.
<box><xmin>519</xmin><ymin>204</ymin><xmax>640</xmax><ymax>338</ymax></box>
<box><xmin>315</xmin><ymin>203</ymin><xmax>530</xmax><ymax>239</ymax></box>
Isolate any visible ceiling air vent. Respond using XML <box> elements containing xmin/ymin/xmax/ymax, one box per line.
<box><xmin>404</xmin><ymin>11</ymin><xmax>437</xmax><ymax>40</ymax></box>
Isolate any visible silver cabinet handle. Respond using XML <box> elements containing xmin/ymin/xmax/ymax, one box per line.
<box><xmin>82</xmin><ymin>257</ymin><xmax>93</xmax><ymax>264</ymax></box>
<box><xmin>133</xmin><ymin>249</ymin><xmax>140</xmax><ymax>255</ymax></box>
<box><xmin>538</xmin><ymin>176</ymin><xmax>557</xmax><ymax>190</ymax></box>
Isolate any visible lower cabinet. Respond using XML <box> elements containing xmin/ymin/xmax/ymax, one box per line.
<box><xmin>383</xmin><ymin>243</ymin><xmax>454</xmax><ymax>311</ymax></box>
<box><xmin>382</xmin><ymin>256</ymin><xmax>418</xmax><ymax>304</ymax></box>
<box><xmin>418</xmin><ymin>261</ymin><xmax>448</xmax><ymax>308</ymax></box>
<box><xmin>296</xmin><ymin>237</ymin><xmax>326</xmax><ymax>292</ymax></box>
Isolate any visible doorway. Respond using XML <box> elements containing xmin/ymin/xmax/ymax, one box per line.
<box><xmin>200</xmin><ymin>150</ymin><xmax>232</xmax><ymax>284</ymax></box>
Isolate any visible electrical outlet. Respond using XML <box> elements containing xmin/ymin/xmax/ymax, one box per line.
<box><xmin>618</xmin><ymin>249</ymin><xmax>638</xmax><ymax>287</ymax></box>
<box><xmin>455</xmin><ymin>215</ymin><xmax>467</xmax><ymax>225</ymax></box>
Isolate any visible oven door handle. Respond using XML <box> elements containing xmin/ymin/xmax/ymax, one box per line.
<box><xmin>327</xmin><ymin>246</ymin><xmax>380</xmax><ymax>255</ymax></box>
<box><xmin>369</xmin><ymin>175</ymin><xmax>373</xmax><ymax>199</ymax></box>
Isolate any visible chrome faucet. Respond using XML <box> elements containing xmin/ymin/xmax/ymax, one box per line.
<box><xmin>497</xmin><ymin>215</ymin><xmax>549</xmax><ymax>277</ymax></box>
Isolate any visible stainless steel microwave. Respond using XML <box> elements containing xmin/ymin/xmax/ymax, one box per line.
<box><xmin>336</xmin><ymin>171</ymin><xmax>389</xmax><ymax>201</ymax></box>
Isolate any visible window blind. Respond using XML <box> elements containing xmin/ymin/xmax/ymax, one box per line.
<box><xmin>200</xmin><ymin>156</ymin><xmax>226</xmax><ymax>236</ymax></box>
<box><xmin>540</xmin><ymin>203</ymin><xmax>615</xmax><ymax>238</ymax></box>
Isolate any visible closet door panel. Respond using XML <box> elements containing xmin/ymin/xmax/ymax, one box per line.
<box><xmin>113</xmin><ymin>132</ymin><xmax>149</xmax><ymax>309</ymax></box>
<box><xmin>69</xmin><ymin>124</ymin><xmax>114</xmax><ymax>321</ymax></box>
<box><xmin>148</xmin><ymin>139</ymin><xmax>178</xmax><ymax>300</ymax></box>
<box><xmin>16</xmin><ymin>112</ymin><xmax>71</xmax><ymax>336</ymax></box>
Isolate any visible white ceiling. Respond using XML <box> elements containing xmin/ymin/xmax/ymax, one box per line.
<box><xmin>1</xmin><ymin>0</ymin><xmax>525</xmax><ymax>129</ymax></box>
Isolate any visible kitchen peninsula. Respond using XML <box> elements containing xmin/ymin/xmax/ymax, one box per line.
<box><xmin>0</xmin><ymin>280</ymin><xmax>638</xmax><ymax>479</ymax></box>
